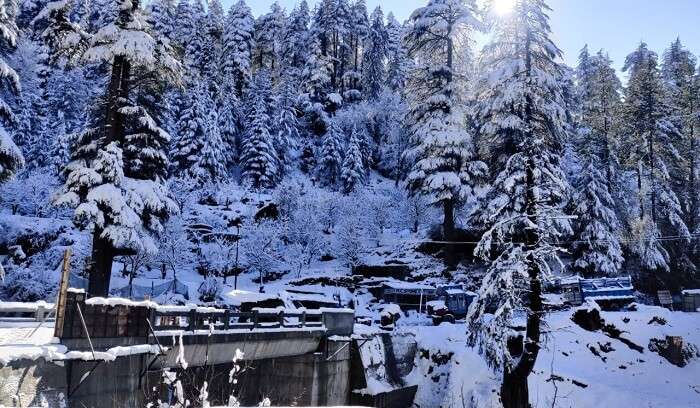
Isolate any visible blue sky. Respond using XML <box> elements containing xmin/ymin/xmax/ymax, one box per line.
<box><xmin>234</xmin><ymin>0</ymin><xmax>700</xmax><ymax>77</ymax></box>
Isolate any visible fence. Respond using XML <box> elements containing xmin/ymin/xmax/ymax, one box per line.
<box><xmin>57</xmin><ymin>290</ymin><xmax>329</xmax><ymax>340</ymax></box>
<box><xmin>0</xmin><ymin>301</ymin><xmax>55</xmax><ymax>322</ymax></box>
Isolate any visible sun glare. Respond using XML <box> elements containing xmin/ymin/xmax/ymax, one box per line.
<box><xmin>492</xmin><ymin>0</ymin><xmax>516</xmax><ymax>16</ymax></box>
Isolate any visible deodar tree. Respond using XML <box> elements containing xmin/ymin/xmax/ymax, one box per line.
<box><xmin>468</xmin><ymin>1</ymin><xmax>571</xmax><ymax>406</ymax></box>
<box><xmin>0</xmin><ymin>0</ymin><xmax>24</xmax><ymax>182</ymax></box>
<box><xmin>403</xmin><ymin>0</ymin><xmax>487</xmax><ymax>268</ymax></box>
<box><xmin>36</xmin><ymin>0</ymin><xmax>180</xmax><ymax>297</ymax></box>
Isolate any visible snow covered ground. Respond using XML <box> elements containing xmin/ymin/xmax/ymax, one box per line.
<box><xmin>396</xmin><ymin>305</ymin><xmax>700</xmax><ymax>408</ymax></box>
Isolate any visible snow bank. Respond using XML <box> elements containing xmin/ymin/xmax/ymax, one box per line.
<box><xmin>0</xmin><ymin>343</ymin><xmax>164</xmax><ymax>365</ymax></box>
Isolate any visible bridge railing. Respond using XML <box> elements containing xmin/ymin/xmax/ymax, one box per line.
<box><xmin>57</xmin><ymin>291</ymin><xmax>336</xmax><ymax>340</ymax></box>
<box><xmin>152</xmin><ymin>307</ymin><xmax>325</xmax><ymax>332</ymax></box>
<box><xmin>0</xmin><ymin>301</ymin><xmax>55</xmax><ymax>322</ymax></box>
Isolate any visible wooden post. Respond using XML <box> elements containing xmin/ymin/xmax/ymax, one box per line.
<box><xmin>54</xmin><ymin>248</ymin><xmax>72</xmax><ymax>338</ymax></box>
<box><xmin>223</xmin><ymin>309</ymin><xmax>230</xmax><ymax>330</ymax></box>
<box><xmin>188</xmin><ymin>308</ymin><xmax>197</xmax><ymax>332</ymax></box>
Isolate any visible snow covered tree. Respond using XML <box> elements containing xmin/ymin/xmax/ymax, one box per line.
<box><xmin>170</xmin><ymin>87</ymin><xmax>206</xmax><ymax>177</ymax></box>
<box><xmin>281</xmin><ymin>0</ymin><xmax>310</xmax><ymax>76</ymax></box>
<box><xmin>193</xmin><ymin>96</ymin><xmax>227</xmax><ymax>184</ymax></box>
<box><xmin>172</xmin><ymin>0</ymin><xmax>195</xmax><ymax>49</ymax></box>
<box><xmin>39</xmin><ymin>0</ymin><xmax>181</xmax><ymax>297</ymax></box>
<box><xmin>341</xmin><ymin>0</ymin><xmax>368</xmax><ymax>101</ymax></box>
<box><xmin>341</xmin><ymin>125</ymin><xmax>365</xmax><ymax>193</ymax></box>
<box><xmin>272</xmin><ymin>75</ymin><xmax>300</xmax><ymax>176</ymax></box>
<box><xmin>317</xmin><ymin>120</ymin><xmax>343</xmax><ymax>187</ymax></box>
<box><xmin>241</xmin><ymin>76</ymin><xmax>278</xmax><ymax>189</ymax></box>
<box><xmin>570</xmin><ymin>161</ymin><xmax>624</xmax><ymax>277</ymax></box>
<box><xmin>147</xmin><ymin>0</ymin><xmax>176</xmax><ymax>40</ymax></box>
<box><xmin>0</xmin><ymin>0</ymin><xmax>24</xmax><ymax>182</ymax></box>
<box><xmin>621</xmin><ymin>42</ymin><xmax>690</xmax><ymax>278</ymax></box>
<box><xmin>253</xmin><ymin>2</ymin><xmax>285</xmax><ymax>77</ymax></box>
<box><xmin>200</xmin><ymin>0</ymin><xmax>225</xmax><ymax>82</ymax></box>
<box><xmin>569</xmin><ymin>47</ymin><xmax>625</xmax><ymax>277</ymax></box>
<box><xmin>361</xmin><ymin>7</ymin><xmax>387</xmax><ymax>100</ymax></box>
<box><xmin>467</xmin><ymin>2</ymin><xmax>572</xmax><ymax>406</ymax></box>
<box><xmin>385</xmin><ymin>12</ymin><xmax>410</xmax><ymax>91</ymax></box>
<box><xmin>403</xmin><ymin>0</ymin><xmax>486</xmax><ymax>267</ymax></box>
<box><xmin>311</xmin><ymin>0</ymin><xmax>352</xmax><ymax>91</ymax></box>
<box><xmin>302</xmin><ymin>35</ymin><xmax>334</xmax><ymax>136</ymax></box>
<box><xmin>222</xmin><ymin>0</ymin><xmax>254</xmax><ymax>97</ymax></box>
<box><xmin>661</xmin><ymin>39</ymin><xmax>699</xmax><ymax>257</ymax></box>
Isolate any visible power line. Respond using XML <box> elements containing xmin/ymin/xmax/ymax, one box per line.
<box><xmin>372</xmin><ymin>233</ymin><xmax>700</xmax><ymax>246</ymax></box>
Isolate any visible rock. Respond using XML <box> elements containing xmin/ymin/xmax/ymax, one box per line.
<box><xmin>648</xmin><ymin>336</ymin><xmax>700</xmax><ymax>367</ymax></box>
<box><xmin>254</xmin><ymin>203</ymin><xmax>279</xmax><ymax>222</ymax></box>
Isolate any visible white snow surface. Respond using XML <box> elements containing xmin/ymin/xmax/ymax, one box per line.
<box><xmin>398</xmin><ymin>305</ymin><xmax>700</xmax><ymax>408</ymax></box>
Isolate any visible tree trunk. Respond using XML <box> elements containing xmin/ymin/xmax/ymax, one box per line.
<box><xmin>443</xmin><ymin>199</ymin><xmax>456</xmax><ymax>269</ymax></box>
<box><xmin>501</xmin><ymin>370</ymin><xmax>529</xmax><ymax>408</ymax></box>
<box><xmin>86</xmin><ymin>51</ymin><xmax>131</xmax><ymax>296</ymax></box>
<box><xmin>648</xmin><ymin>131</ymin><xmax>657</xmax><ymax>223</ymax></box>
<box><xmin>87</xmin><ymin>228</ymin><xmax>114</xmax><ymax>298</ymax></box>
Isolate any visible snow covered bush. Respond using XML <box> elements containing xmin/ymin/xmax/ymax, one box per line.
<box><xmin>1</xmin><ymin>268</ymin><xmax>55</xmax><ymax>301</ymax></box>
<box><xmin>336</xmin><ymin>216</ymin><xmax>366</xmax><ymax>267</ymax></box>
<box><xmin>0</xmin><ymin>168</ymin><xmax>60</xmax><ymax>216</ymax></box>
<box><xmin>198</xmin><ymin>275</ymin><xmax>222</xmax><ymax>303</ymax></box>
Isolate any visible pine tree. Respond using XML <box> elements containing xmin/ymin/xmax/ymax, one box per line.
<box><xmin>194</xmin><ymin>102</ymin><xmax>227</xmax><ymax>184</ymax></box>
<box><xmin>341</xmin><ymin>125</ymin><xmax>365</xmax><ymax>193</ymax></box>
<box><xmin>170</xmin><ymin>82</ymin><xmax>207</xmax><ymax>177</ymax></box>
<box><xmin>342</xmin><ymin>0</ymin><xmax>368</xmax><ymax>101</ymax></box>
<box><xmin>404</xmin><ymin>0</ymin><xmax>486</xmax><ymax>267</ymax></box>
<box><xmin>147</xmin><ymin>0</ymin><xmax>176</xmax><ymax>40</ymax></box>
<box><xmin>661</xmin><ymin>39</ymin><xmax>699</xmax><ymax>256</ymax></box>
<box><xmin>173</xmin><ymin>0</ymin><xmax>195</xmax><ymax>49</ymax></box>
<box><xmin>362</xmin><ymin>7</ymin><xmax>387</xmax><ymax>100</ymax></box>
<box><xmin>302</xmin><ymin>36</ymin><xmax>334</xmax><ymax>136</ymax></box>
<box><xmin>253</xmin><ymin>2</ymin><xmax>286</xmax><ymax>77</ymax></box>
<box><xmin>0</xmin><ymin>0</ymin><xmax>24</xmax><ymax>182</ymax></box>
<box><xmin>318</xmin><ymin>121</ymin><xmax>343</xmax><ymax>187</ymax></box>
<box><xmin>282</xmin><ymin>0</ymin><xmax>310</xmax><ymax>76</ymax></box>
<box><xmin>467</xmin><ymin>2</ymin><xmax>572</xmax><ymax>406</ymax></box>
<box><xmin>569</xmin><ymin>48</ymin><xmax>625</xmax><ymax>277</ymax></box>
<box><xmin>39</xmin><ymin>0</ymin><xmax>181</xmax><ymax>297</ymax></box>
<box><xmin>272</xmin><ymin>75</ymin><xmax>300</xmax><ymax>177</ymax></box>
<box><xmin>201</xmin><ymin>0</ymin><xmax>225</xmax><ymax>82</ymax></box>
<box><xmin>222</xmin><ymin>0</ymin><xmax>254</xmax><ymax>97</ymax></box>
<box><xmin>621</xmin><ymin>42</ymin><xmax>689</xmax><ymax>278</ymax></box>
<box><xmin>312</xmin><ymin>0</ymin><xmax>352</xmax><ymax>91</ymax></box>
<box><xmin>385</xmin><ymin>12</ymin><xmax>410</xmax><ymax>91</ymax></box>
<box><xmin>241</xmin><ymin>80</ymin><xmax>279</xmax><ymax>189</ymax></box>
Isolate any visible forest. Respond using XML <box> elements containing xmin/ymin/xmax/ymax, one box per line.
<box><xmin>0</xmin><ymin>0</ymin><xmax>699</xmax><ymax>406</ymax></box>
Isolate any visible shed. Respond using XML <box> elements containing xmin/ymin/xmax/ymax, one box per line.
<box><xmin>682</xmin><ymin>289</ymin><xmax>700</xmax><ymax>312</ymax></box>
<box><xmin>380</xmin><ymin>281</ymin><xmax>436</xmax><ymax>312</ymax></box>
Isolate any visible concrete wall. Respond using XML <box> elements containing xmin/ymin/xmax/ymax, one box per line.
<box><xmin>154</xmin><ymin>329</ymin><xmax>325</xmax><ymax>367</ymax></box>
<box><xmin>236</xmin><ymin>338</ymin><xmax>351</xmax><ymax>406</ymax></box>
<box><xmin>0</xmin><ymin>359</ymin><xmax>66</xmax><ymax>407</ymax></box>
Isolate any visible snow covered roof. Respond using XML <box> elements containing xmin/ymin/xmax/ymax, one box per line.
<box><xmin>286</xmin><ymin>292</ymin><xmax>337</xmax><ymax>305</ymax></box>
<box><xmin>682</xmin><ymin>289</ymin><xmax>700</xmax><ymax>295</ymax></box>
<box><xmin>222</xmin><ymin>290</ymin><xmax>281</xmax><ymax>306</ymax></box>
<box><xmin>382</xmin><ymin>281</ymin><xmax>435</xmax><ymax>290</ymax></box>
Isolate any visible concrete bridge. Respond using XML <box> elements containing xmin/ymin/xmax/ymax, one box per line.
<box><xmin>0</xmin><ymin>291</ymin><xmax>355</xmax><ymax>407</ymax></box>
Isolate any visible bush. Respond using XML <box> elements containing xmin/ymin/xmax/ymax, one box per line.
<box><xmin>1</xmin><ymin>268</ymin><xmax>55</xmax><ymax>301</ymax></box>
<box><xmin>198</xmin><ymin>275</ymin><xmax>222</xmax><ymax>302</ymax></box>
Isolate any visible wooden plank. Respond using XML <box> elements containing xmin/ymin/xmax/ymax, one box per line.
<box><xmin>53</xmin><ymin>248</ymin><xmax>72</xmax><ymax>338</ymax></box>
<box><xmin>658</xmin><ymin>290</ymin><xmax>673</xmax><ymax>306</ymax></box>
